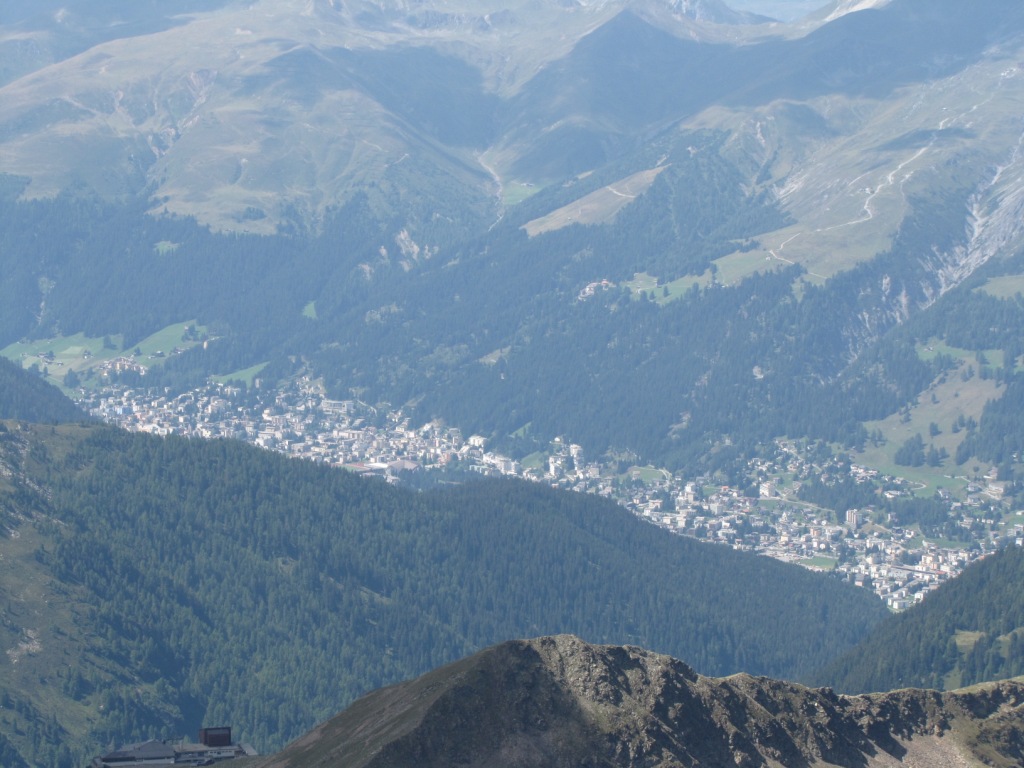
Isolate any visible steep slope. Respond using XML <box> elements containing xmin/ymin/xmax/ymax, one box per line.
<box><xmin>0</xmin><ymin>422</ymin><xmax>887</xmax><ymax>764</ymax></box>
<box><xmin>0</xmin><ymin>0</ymin><xmax>764</xmax><ymax>232</ymax></box>
<box><xmin>707</xmin><ymin>0</ymin><xmax>1024</xmax><ymax>287</ymax></box>
<box><xmin>817</xmin><ymin>545</ymin><xmax>1024</xmax><ymax>694</ymax></box>
<box><xmin>0</xmin><ymin>0</ymin><xmax>237</xmax><ymax>87</ymax></box>
<box><xmin>3</xmin><ymin>0</ymin><xmax>1021</xmax><ymax>233</ymax></box>
<box><xmin>255</xmin><ymin>634</ymin><xmax>1024</xmax><ymax>768</ymax></box>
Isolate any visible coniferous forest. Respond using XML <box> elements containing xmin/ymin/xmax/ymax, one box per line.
<box><xmin>5</xmin><ymin>3</ymin><xmax>1024</xmax><ymax>764</ymax></box>
<box><xmin>816</xmin><ymin>545</ymin><xmax>1024</xmax><ymax>694</ymax></box>
<box><xmin>0</xmin><ymin>357</ymin><xmax>85</xmax><ymax>424</ymax></box>
<box><xmin>0</xmin><ymin>420</ymin><xmax>887</xmax><ymax>765</ymax></box>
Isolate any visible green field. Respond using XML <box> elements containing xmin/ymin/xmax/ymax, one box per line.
<box><xmin>509</xmin><ymin>422</ymin><xmax>533</xmax><ymax>439</ymax></box>
<box><xmin>520</xmin><ymin>451</ymin><xmax>547</xmax><ymax>471</ymax></box>
<box><xmin>1</xmin><ymin>321</ymin><xmax>208</xmax><ymax>393</ymax></box>
<box><xmin>624</xmin><ymin>272</ymin><xmax>661</xmax><ymax>298</ymax></box>
<box><xmin>212</xmin><ymin>362</ymin><xmax>268</xmax><ymax>387</ymax></box>
<box><xmin>713</xmin><ymin>250</ymin><xmax>785</xmax><ymax>285</ymax></box>
<box><xmin>624</xmin><ymin>465</ymin><xmax>672</xmax><ymax>484</ymax></box>
<box><xmin>977</xmin><ymin>274</ymin><xmax>1024</xmax><ymax>300</ymax></box>
<box><xmin>1004</xmin><ymin>513</ymin><xmax>1024</xmax><ymax>529</ymax></box>
<box><xmin>923</xmin><ymin>535</ymin><xmax>971</xmax><ymax>550</ymax></box>
<box><xmin>303</xmin><ymin>301</ymin><xmax>318</xmax><ymax>319</ymax></box>
<box><xmin>656</xmin><ymin>271</ymin><xmax>712</xmax><ymax>303</ymax></box>
<box><xmin>628</xmin><ymin>252</ymin><xmax>790</xmax><ymax>307</ymax></box>
<box><xmin>502</xmin><ymin>181</ymin><xmax>541</xmax><ymax>206</ymax></box>
<box><xmin>134</xmin><ymin>322</ymin><xmax>206</xmax><ymax>358</ymax></box>
<box><xmin>856</xmin><ymin>356</ymin><xmax>1005</xmax><ymax>493</ymax></box>
<box><xmin>916</xmin><ymin>338</ymin><xmax>1004</xmax><ymax>368</ymax></box>
<box><xmin>953</xmin><ymin>629</ymin><xmax>986</xmax><ymax>653</ymax></box>
<box><xmin>800</xmin><ymin>556</ymin><xmax>837</xmax><ymax>571</ymax></box>
<box><xmin>626</xmin><ymin>271</ymin><xmax>719</xmax><ymax>305</ymax></box>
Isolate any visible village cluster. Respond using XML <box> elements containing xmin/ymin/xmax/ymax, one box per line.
<box><xmin>81</xmin><ymin>374</ymin><xmax>1018</xmax><ymax>611</ymax></box>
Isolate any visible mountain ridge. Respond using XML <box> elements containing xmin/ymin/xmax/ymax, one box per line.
<box><xmin>7</xmin><ymin>0</ymin><xmax>1002</xmax><ymax>233</ymax></box>
<box><xmin>254</xmin><ymin>634</ymin><xmax>1024</xmax><ymax>768</ymax></box>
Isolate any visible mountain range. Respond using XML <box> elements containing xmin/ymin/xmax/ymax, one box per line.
<box><xmin>3</xmin><ymin>0</ymin><xmax>1024</xmax><ymax>483</ymax></box>
<box><xmin>5</xmin><ymin>0</ymin><xmax>1020</xmax><ymax>241</ymax></box>
<box><xmin>6</xmin><ymin>4</ymin><xmax>1024</xmax><ymax>766</ymax></box>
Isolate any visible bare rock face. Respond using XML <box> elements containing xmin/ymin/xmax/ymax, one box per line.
<box><xmin>255</xmin><ymin>635</ymin><xmax>1024</xmax><ymax>768</ymax></box>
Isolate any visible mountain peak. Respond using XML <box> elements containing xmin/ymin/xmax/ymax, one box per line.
<box><xmin>255</xmin><ymin>635</ymin><xmax>1024</xmax><ymax>768</ymax></box>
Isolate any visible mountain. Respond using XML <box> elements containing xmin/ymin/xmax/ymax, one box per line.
<box><xmin>0</xmin><ymin>0</ymin><xmax>771</xmax><ymax>233</ymax></box>
<box><xmin>2</xmin><ymin>0</ymin><xmax>1021</xmax><ymax>233</ymax></box>
<box><xmin>817</xmin><ymin>545</ymin><xmax>1024</xmax><ymax>695</ymax></box>
<box><xmin>254</xmin><ymin>634</ymin><xmax>1024</xmax><ymax>768</ymax></box>
<box><xmin>4</xmin><ymin>0</ymin><xmax>1024</xmax><ymax>481</ymax></box>
<box><xmin>0</xmin><ymin>422</ymin><xmax>886</xmax><ymax>765</ymax></box>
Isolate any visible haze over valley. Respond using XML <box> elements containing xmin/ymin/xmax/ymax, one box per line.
<box><xmin>4</xmin><ymin>0</ymin><xmax>1024</xmax><ymax>765</ymax></box>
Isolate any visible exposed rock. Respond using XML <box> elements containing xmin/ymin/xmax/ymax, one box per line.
<box><xmin>255</xmin><ymin>635</ymin><xmax>1024</xmax><ymax>767</ymax></box>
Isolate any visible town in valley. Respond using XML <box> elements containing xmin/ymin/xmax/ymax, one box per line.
<box><xmin>76</xmin><ymin>367</ymin><xmax>1021</xmax><ymax>613</ymax></box>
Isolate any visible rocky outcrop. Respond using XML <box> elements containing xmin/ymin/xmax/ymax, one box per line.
<box><xmin>256</xmin><ymin>635</ymin><xmax>1024</xmax><ymax>768</ymax></box>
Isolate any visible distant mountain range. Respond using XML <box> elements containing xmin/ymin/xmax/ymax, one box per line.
<box><xmin>4</xmin><ymin>0</ymin><xmax>1024</xmax><ymax>483</ymax></box>
<box><xmin>252</xmin><ymin>634</ymin><xmax>1024</xmax><ymax>768</ymax></box>
<box><xmin>0</xmin><ymin>0</ymin><xmax>783</xmax><ymax>231</ymax></box>
<box><xmin>4</xmin><ymin>0</ymin><xmax>998</xmax><ymax>236</ymax></box>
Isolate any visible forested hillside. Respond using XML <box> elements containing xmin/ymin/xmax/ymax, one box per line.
<box><xmin>4</xmin><ymin>0</ymin><xmax>1024</xmax><ymax>482</ymax></box>
<box><xmin>0</xmin><ymin>356</ymin><xmax>83</xmax><ymax>423</ymax></box>
<box><xmin>816</xmin><ymin>545</ymin><xmax>1024</xmax><ymax>694</ymax></box>
<box><xmin>0</xmin><ymin>147</ymin><xmax>995</xmax><ymax>478</ymax></box>
<box><xmin>0</xmin><ymin>422</ymin><xmax>887</xmax><ymax>766</ymax></box>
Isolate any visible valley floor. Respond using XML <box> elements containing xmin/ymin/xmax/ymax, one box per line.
<box><xmin>80</xmin><ymin>375</ymin><xmax>1012</xmax><ymax>610</ymax></box>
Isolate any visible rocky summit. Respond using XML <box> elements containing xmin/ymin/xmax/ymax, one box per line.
<box><xmin>256</xmin><ymin>635</ymin><xmax>1024</xmax><ymax>768</ymax></box>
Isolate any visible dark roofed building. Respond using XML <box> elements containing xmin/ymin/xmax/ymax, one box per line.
<box><xmin>91</xmin><ymin>739</ymin><xmax>175</xmax><ymax>767</ymax></box>
<box><xmin>90</xmin><ymin>728</ymin><xmax>257</xmax><ymax>767</ymax></box>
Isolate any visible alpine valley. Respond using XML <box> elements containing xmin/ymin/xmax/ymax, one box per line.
<box><xmin>3</xmin><ymin>0</ymin><xmax>1024</xmax><ymax>479</ymax></box>
<box><xmin>5</xmin><ymin>0</ymin><xmax>1024</xmax><ymax>766</ymax></box>
<box><xmin>0</xmin><ymin>381</ymin><xmax>886</xmax><ymax>764</ymax></box>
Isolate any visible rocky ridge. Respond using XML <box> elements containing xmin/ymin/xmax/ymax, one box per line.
<box><xmin>256</xmin><ymin>635</ymin><xmax>1024</xmax><ymax>768</ymax></box>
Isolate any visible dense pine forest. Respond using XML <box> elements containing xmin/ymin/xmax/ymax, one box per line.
<box><xmin>815</xmin><ymin>545</ymin><xmax>1024</xmax><ymax>694</ymax></box>
<box><xmin>0</xmin><ymin>356</ymin><xmax>84</xmax><ymax>423</ymax></box>
<box><xmin>0</xmin><ymin>420</ymin><xmax>887</xmax><ymax>765</ymax></box>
